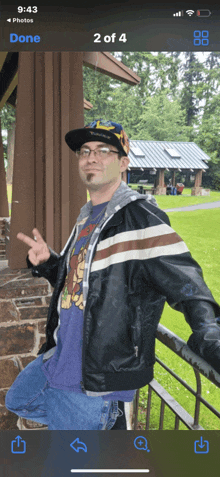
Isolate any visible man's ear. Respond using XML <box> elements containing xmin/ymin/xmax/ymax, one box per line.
<box><xmin>120</xmin><ymin>156</ymin><xmax>130</xmax><ymax>172</ymax></box>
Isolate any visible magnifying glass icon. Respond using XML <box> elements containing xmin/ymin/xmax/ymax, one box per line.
<box><xmin>134</xmin><ymin>436</ymin><xmax>150</xmax><ymax>452</ymax></box>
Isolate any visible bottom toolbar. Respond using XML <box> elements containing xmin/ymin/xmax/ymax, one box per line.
<box><xmin>0</xmin><ymin>431</ymin><xmax>219</xmax><ymax>477</ymax></box>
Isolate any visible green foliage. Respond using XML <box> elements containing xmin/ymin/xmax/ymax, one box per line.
<box><xmin>0</xmin><ymin>104</ymin><xmax>16</xmax><ymax>130</ymax></box>
<box><xmin>136</xmin><ymin>92</ymin><xmax>191</xmax><ymax>141</ymax></box>
<box><xmin>179</xmin><ymin>52</ymin><xmax>204</xmax><ymax>130</ymax></box>
<box><xmin>195</xmin><ymin>93</ymin><xmax>220</xmax><ymax>190</ymax></box>
<box><xmin>83</xmin><ymin>52</ymin><xmax>220</xmax><ymax>189</ymax></box>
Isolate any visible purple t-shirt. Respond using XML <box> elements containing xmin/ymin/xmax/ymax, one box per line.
<box><xmin>42</xmin><ymin>201</ymin><xmax>136</xmax><ymax>402</ymax></box>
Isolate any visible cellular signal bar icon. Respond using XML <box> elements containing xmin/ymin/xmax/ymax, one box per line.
<box><xmin>173</xmin><ymin>11</ymin><xmax>184</xmax><ymax>17</ymax></box>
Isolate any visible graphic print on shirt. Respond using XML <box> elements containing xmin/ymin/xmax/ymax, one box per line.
<box><xmin>61</xmin><ymin>220</ymin><xmax>99</xmax><ymax>310</ymax></box>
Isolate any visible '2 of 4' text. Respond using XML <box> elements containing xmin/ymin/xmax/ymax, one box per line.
<box><xmin>94</xmin><ymin>33</ymin><xmax>127</xmax><ymax>43</ymax></box>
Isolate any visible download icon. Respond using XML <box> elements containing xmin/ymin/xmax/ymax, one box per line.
<box><xmin>194</xmin><ymin>437</ymin><xmax>209</xmax><ymax>454</ymax></box>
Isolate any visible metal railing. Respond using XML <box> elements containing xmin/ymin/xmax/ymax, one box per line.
<box><xmin>133</xmin><ymin>324</ymin><xmax>220</xmax><ymax>430</ymax></box>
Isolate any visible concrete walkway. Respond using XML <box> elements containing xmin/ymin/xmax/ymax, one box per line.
<box><xmin>164</xmin><ymin>201</ymin><xmax>220</xmax><ymax>213</ymax></box>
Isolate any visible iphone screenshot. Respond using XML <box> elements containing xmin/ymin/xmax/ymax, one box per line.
<box><xmin>0</xmin><ymin>1</ymin><xmax>220</xmax><ymax>476</ymax></box>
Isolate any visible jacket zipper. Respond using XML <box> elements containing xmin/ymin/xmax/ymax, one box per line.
<box><xmin>80</xmin><ymin>381</ymin><xmax>86</xmax><ymax>393</ymax></box>
<box><xmin>134</xmin><ymin>346</ymin><xmax>138</xmax><ymax>357</ymax></box>
<box><xmin>81</xmin><ymin>213</ymin><xmax>114</xmax><ymax>393</ymax></box>
<box><xmin>133</xmin><ymin>306</ymin><xmax>142</xmax><ymax>359</ymax></box>
<box><xmin>53</xmin><ymin>224</ymin><xmax>79</xmax><ymax>345</ymax></box>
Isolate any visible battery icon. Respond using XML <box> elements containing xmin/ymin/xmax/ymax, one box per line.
<box><xmin>196</xmin><ymin>10</ymin><xmax>211</xmax><ymax>17</ymax></box>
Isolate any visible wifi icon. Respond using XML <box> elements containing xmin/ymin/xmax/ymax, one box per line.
<box><xmin>186</xmin><ymin>9</ymin><xmax>195</xmax><ymax>16</ymax></box>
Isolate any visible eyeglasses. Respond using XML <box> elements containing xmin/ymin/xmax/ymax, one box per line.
<box><xmin>76</xmin><ymin>146</ymin><xmax>119</xmax><ymax>159</ymax></box>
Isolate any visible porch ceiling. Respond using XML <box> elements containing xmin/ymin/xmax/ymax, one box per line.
<box><xmin>0</xmin><ymin>52</ymin><xmax>141</xmax><ymax>111</ymax></box>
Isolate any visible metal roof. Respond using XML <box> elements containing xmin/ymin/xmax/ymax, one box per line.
<box><xmin>128</xmin><ymin>140</ymin><xmax>210</xmax><ymax>170</ymax></box>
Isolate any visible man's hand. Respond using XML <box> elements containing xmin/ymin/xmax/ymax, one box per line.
<box><xmin>17</xmin><ymin>228</ymin><xmax>50</xmax><ymax>266</ymax></box>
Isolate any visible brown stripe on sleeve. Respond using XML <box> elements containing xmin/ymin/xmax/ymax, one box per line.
<box><xmin>93</xmin><ymin>232</ymin><xmax>183</xmax><ymax>263</ymax></box>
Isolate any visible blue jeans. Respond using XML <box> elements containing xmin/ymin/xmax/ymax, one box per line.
<box><xmin>5</xmin><ymin>354</ymin><xmax>118</xmax><ymax>430</ymax></box>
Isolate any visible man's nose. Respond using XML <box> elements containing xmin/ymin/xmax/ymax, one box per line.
<box><xmin>87</xmin><ymin>151</ymin><xmax>98</xmax><ymax>162</ymax></box>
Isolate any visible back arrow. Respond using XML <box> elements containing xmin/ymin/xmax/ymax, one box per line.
<box><xmin>70</xmin><ymin>438</ymin><xmax>87</xmax><ymax>453</ymax></box>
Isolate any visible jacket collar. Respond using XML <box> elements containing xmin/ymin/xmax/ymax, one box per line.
<box><xmin>76</xmin><ymin>181</ymin><xmax>156</xmax><ymax>224</ymax></box>
<box><xmin>60</xmin><ymin>182</ymin><xmax>157</xmax><ymax>255</ymax></box>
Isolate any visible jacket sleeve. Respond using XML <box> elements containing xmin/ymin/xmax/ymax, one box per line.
<box><xmin>144</xmin><ymin>224</ymin><xmax>220</xmax><ymax>374</ymax></box>
<box><xmin>26</xmin><ymin>247</ymin><xmax>60</xmax><ymax>288</ymax></box>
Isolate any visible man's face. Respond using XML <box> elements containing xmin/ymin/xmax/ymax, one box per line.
<box><xmin>78</xmin><ymin>141</ymin><xmax>129</xmax><ymax>190</ymax></box>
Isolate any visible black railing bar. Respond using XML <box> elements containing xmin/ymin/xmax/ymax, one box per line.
<box><xmin>156</xmin><ymin>323</ymin><xmax>220</xmax><ymax>388</ymax></box>
<box><xmin>155</xmin><ymin>356</ymin><xmax>199</xmax><ymax>396</ymax></box>
<box><xmin>133</xmin><ymin>389</ymin><xmax>139</xmax><ymax>430</ymax></box>
<box><xmin>193</xmin><ymin>368</ymin><xmax>202</xmax><ymax>426</ymax></box>
<box><xmin>155</xmin><ymin>357</ymin><xmax>220</xmax><ymax>419</ymax></box>
<box><xmin>146</xmin><ymin>386</ymin><xmax>152</xmax><ymax>430</ymax></box>
<box><xmin>196</xmin><ymin>393</ymin><xmax>220</xmax><ymax>419</ymax></box>
<box><xmin>174</xmin><ymin>414</ymin><xmax>179</xmax><ymax>430</ymax></box>
<box><xmin>149</xmin><ymin>379</ymin><xmax>204</xmax><ymax>430</ymax></box>
<box><xmin>159</xmin><ymin>400</ymin><xmax>165</xmax><ymax>430</ymax></box>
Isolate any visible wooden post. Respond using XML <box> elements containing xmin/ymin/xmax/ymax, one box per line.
<box><xmin>9</xmin><ymin>52</ymin><xmax>86</xmax><ymax>269</ymax></box>
<box><xmin>9</xmin><ymin>53</ymin><xmax>35</xmax><ymax>269</ymax></box>
<box><xmin>155</xmin><ymin>169</ymin><xmax>166</xmax><ymax>195</ymax></box>
<box><xmin>191</xmin><ymin>170</ymin><xmax>203</xmax><ymax>196</ymax></box>
<box><xmin>195</xmin><ymin>170</ymin><xmax>203</xmax><ymax>187</ymax></box>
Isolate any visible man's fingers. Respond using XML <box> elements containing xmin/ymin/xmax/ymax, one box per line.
<box><xmin>17</xmin><ymin>229</ymin><xmax>49</xmax><ymax>265</ymax></box>
<box><xmin>17</xmin><ymin>229</ymin><xmax>46</xmax><ymax>248</ymax></box>
<box><xmin>28</xmin><ymin>250</ymin><xmax>39</xmax><ymax>266</ymax></box>
<box><xmin>28</xmin><ymin>249</ymin><xmax>50</xmax><ymax>266</ymax></box>
<box><xmin>37</xmin><ymin>252</ymin><xmax>50</xmax><ymax>263</ymax></box>
<box><xmin>32</xmin><ymin>228</ymin><xmax>45</xmax><ymax>244</ymax></box>
<box><xmin>17</xmin><ymin>232</ymin><xmax>36</xmax><ymax>248</ymax></box>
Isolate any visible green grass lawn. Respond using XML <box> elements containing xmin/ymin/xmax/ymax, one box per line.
<box><xmin>156</xmin><ymin>188</ymin><xmax>220</xmax><ymax>210</ymax></box>
<box><xmin>129</xmin><ymin>184</ymin><xmax>220</xmax><ymax>209</ymax></box>
<box><xmin>138</xmin><ymin>208</ymin><xmax>220</xmax><ymax>430</ymax></box>
<box><xmin>6</xmin><ymin>184</ymin><xmax>12</xmax><ymax>216</ymax></box>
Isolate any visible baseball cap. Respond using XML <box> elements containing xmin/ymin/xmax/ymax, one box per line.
<box><xmin>65</xmin><ymin>119</ymin><xmax>130</xmax><ymax>156</ymax></box>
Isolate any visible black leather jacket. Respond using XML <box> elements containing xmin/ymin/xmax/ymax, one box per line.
<box><xmin>28</xmin><ymin>182</ymin><xmax>220</xmax><ymax>394</ymax></box>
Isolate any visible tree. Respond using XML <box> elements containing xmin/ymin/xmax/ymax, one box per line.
<box><xmin>83</xmin><ymin>66</ymin><xmax>113</xmax><ymax>122</ymax></box>
<box><xmin>180</xmin><ymin>53</ymin><xmax>204</xmax><ymax>133</ymax></box>
<box><xmin>82</xmin><ymin>52</ymin><xmax>220</xmax><ymax>189</ymax></box>
<box><xmin>135</xmin><ymin>92</ymin><xmax>191</xmax><ymax>141</ymax></box>
<box><xmin>0</xmin><ymin>103</ymin><xmax>16</xmax><ymax>174</ymax></box>
<box><xmin>0</xmin><ymin>104</ymin><xmax>16</xmax><ymax>130</ymax></box>
<box><xmin>196</xmin><ymin>94</ymin><xmax>220</xmax><ymax>190</ymax></box>
<box><xmin>197</xmin><ymin>52</ymin><xmax>220</xmax><ymax>117</ymax></box>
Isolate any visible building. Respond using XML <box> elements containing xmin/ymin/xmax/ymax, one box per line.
<box><xmin>127</xmin><ymin>140</ymin><xmax>210</xmax><ymax>195</ymax></box>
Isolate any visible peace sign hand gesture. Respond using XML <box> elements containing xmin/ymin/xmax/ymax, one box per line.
<box><xmin>17</xmin><ymin>228</ymin><xmax>50</xmax><ymax>266</ymax></box>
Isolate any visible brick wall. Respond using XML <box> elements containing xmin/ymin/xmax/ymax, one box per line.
<box><xmin>0</xmin><ymin>218</ymin><xmax>6</xmax><ymax>260</ymax></box>
<box><xmin>0</xmin><ymin>266</ymin><xmax>52</xmax><ymax>430</ymax></box>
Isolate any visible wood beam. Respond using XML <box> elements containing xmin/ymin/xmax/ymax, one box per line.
<box><xmin>0</xmin><ymin>73</ymin><xmax>18</xmax><ymax>110</ymax></box>
<box><xmin>83</xmin><ymin>52</ymin><xmax>141</xmax><ymax>85</ymax></box>
<box><xmin>0</xmin><ymin>53</ymin><xmax>8</xmax><ymax>70</ymax></box>
<box><xmin>84</xmin><ymin>99</ymin><xmax>93</xmax><ymax>110</ymax></box>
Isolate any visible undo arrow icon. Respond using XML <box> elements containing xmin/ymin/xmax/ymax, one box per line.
<box><xmin>70</xmin><ymin>438</ymin><xmax>87</xmax><ymax>453</ymax></box>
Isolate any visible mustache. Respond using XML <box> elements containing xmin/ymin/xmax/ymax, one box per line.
<box><xmin>83</xmin><ymin>168</ymin><xmax>101</xmax><ymax>171</ymax></box>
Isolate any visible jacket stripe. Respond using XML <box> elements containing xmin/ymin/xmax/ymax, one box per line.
<box><xmin>96</xmin><ymin>223</ymin><xmax>173</xmax><ymax>251</ymax></box>
<box><xmin>91</xmin><ymin>226</ymin><xmax>189</xmax><ymax>272</ymax></box>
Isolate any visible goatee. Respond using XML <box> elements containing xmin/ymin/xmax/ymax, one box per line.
<box><xmin>86</xmin><ymin>173</ymin><xmax>94</xmax><ymax>182</ymax></box>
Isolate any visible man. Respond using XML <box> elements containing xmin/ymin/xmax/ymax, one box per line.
<box><xmin>5</xmin><ymin>119</ymin><xmax>220</xmax><ymax>430</ymax></box>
